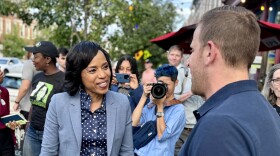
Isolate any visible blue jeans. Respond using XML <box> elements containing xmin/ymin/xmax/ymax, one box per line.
<box><xmin>23</xmin><ymin>125</ymin><xmax>44</xmax><ymax>156</ymax></box>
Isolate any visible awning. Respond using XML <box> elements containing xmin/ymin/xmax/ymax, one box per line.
<box><xmin>150</xmin><ymin>20</ymin><xmax>280</xmax><ymax>53</ymax></box>
<box><xmin>258</xmin><ymin>20</ymin><xmax>280</xmax><ymax>51</ymax></box>
<box><xmin>150</xmin><ymin>24</ymin><xmax>196</xmax><ymax>54</ymax></box>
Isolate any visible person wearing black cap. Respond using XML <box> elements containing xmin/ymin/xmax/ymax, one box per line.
<box><xmin>22</xmin><ymin>41</ymin><xmax>65</xmax><ymax>156</ymax></box>
<box><xmin>141</xmin><ymin>58</ymin><xmax>156</xmax><ymax>85</ymax></box>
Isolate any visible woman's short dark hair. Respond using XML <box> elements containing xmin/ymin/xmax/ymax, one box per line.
<box><xmin>65</xmin><ymin>41</ymin><xmax>113</xmax><ymax>96</ymax></box>
<box><xmin>115</xmin><ymin>55</ymin><xmax>140</xmax><ymax>82</ymax></box>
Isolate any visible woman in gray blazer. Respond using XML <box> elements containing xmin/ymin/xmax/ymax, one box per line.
<box><xmin>40</xmin><ymin>41</ymin><xmax>134</xmax><ymax>156</ymax></box>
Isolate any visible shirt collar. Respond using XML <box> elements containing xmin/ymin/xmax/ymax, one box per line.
<box><xmin>79</xmin><ymin>89</ymin><xmax>106</xmax><ymax>111</ymax></box>
<box><xmin>195</xmin><ymin>80</ymin><xmax>258</xmax><ymax>121</ymax></box>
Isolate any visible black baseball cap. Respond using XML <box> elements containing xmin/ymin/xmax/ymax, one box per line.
<box><xmin>24</xmin><ymin>41</ymin><xmax>58</xmax><ymax>58</ymax></box>
<box><xmin>145</xmin><ymin>59</ymin><xmax>152</xmax><ymax>63</ymax></box>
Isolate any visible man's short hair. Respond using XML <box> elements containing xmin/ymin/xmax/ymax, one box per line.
<box><xmin>58</xmin><ymin>47</ymin><xmax>69</xmax><ymax>56</ymax></box>
<box><xmin>155</xmin><ymin>64</ymin><xmax>178</xmax><ymax>81</ymax></box>
<box><xmin>198</xmin><ymin>6</ymin><xmax>260</xmax><ymax>68</ymax></box>
<box><xmin>168</xmin><ymin>45</ymin><xmax>184</xmax><ymax>56</ymax></box>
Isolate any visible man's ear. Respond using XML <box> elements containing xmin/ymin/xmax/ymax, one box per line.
<box><xmin>205</xmin><ymin>41</ymin><xmax>218</xmax><ymax>65</ymax></box>
<box><xmin>46</xmin><ymin>57</ymin><xmax>52</xmax><ymax>64</ymax></box>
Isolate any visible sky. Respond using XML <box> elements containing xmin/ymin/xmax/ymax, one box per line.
<box><xmin>172</xmin><ymin>0</ymin><xmax>193</xmax><ymax>31</ymax></box>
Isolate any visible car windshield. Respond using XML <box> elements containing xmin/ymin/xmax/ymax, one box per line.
<box><xmin>1</xmin><ymin>76</ymin><xmax>22</xmax><ymax>89</ymax></box>
<box><xmin>0</xmin><ymin>59</ymin><xmax>8</xmax><ymax>64</ymax></box>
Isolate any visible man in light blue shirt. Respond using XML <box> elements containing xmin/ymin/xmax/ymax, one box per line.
<box><xmin>132</xmin><ymin>64</ymin><xmax>186</xmax><ymax>156</ymax></box>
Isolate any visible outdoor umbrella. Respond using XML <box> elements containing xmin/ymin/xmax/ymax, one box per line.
<box><xmin>258</xmin><ymin>20</ymin><xmax>280</xmax><ymax>51</ymax></box>
<box><xmin>150</xmin><ymin>20</ymin><xmax>280</xmax><ymax>53</ymax></box>
<box><xmin>150</xmin><ymin>24</ymin><xmax>196</xmax><ymax>54</ymax></box>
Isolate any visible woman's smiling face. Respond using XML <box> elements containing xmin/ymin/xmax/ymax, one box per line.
<box><xmin>81</xmin><ymin>51</ymin><xmax>111</xmax><ymax>97</ymax></box>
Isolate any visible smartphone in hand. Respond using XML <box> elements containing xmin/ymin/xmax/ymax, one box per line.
<box><xmin>115</xmin><ymin>73</ymin><xmax>130</xmax><ymax>83</ymax></box>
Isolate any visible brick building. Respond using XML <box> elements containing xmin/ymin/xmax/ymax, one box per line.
<box><xmin>0</xmin><ymin>15</ymin><xmax>38</xmax><ymax>53</ymax></box>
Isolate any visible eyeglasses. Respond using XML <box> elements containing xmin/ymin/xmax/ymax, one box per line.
<box><xmin>271</xmin><ymin>78</ymin><xmax>280</xmax><ymax>86</ymax></box>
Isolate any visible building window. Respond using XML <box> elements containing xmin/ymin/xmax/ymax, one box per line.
<box><xmin>0</xmin><ymin>18</ymin><xmax>3</xmax><ymax>35</ymax></box>
<box><xmin>6</xmin><ymin>19</ymin><xmax>11</xmax><ymax>34</ymax></box>
<box><xmin>21</xmin><ymin>24</ymin><xmax>25</xmax><ymax>38</ymax></box>
<box><xmin>26</xmin><ymin>26</ymin><xmax>30</xmax><ymax>39</ymax></box>
<box><xmin>32</xmin><ymin>28</ymin><xmax>37</xmax><ymax>39</ymax></box>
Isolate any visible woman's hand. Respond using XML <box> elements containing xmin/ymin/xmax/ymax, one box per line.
<box><xmin>6</xmin><ymin>121</ymin><xmax>20</xmax><ymax>130</ymax></box>
<box><xmin>129</xmin><ymin>74</ymin><xmax>139</xmax><ymax>89</ymax></box>
<box><xmin>111</xmin><ymin>74</ymin><xmax>118</xmax><ymax>85</ymax></box>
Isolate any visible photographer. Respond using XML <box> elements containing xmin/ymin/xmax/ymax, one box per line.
<box><xmin>111</xmin><ymin>55</ymin><xmax>144</xmax><ymax>112</ymax></box>
<box><xmin>132</xmin><ymin>64</ymin><xmax>186</xmax><ymax>156</ymax></box>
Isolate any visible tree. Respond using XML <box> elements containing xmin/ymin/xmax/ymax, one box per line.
<box><xmin>2</xmin><ymin>25</ymin><xmax>25</xmax><ymax>58</ymax></box>
<box><xmin>1</xmin><ymin>0</ymin><xmax>177</xmax><ymax>68</ymax></box>
<box><xmin>2</xmin><ymin>0</ymin><xmax>121</xmax><ymax>47</ymax></box>
<box><xmin>107</xmin><ymin>0</ymin><xmax>176</xmax><ymax>70</ymax></box>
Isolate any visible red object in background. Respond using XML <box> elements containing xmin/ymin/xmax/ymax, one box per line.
<box><xmin>150</xmin><ymin>20</ymin><xmax>280</xmax><ymax>53</ymax></box>
<box><xmin>150</xmin><ymin>24</ymin><xmax>196</xmax><ymax>54</ymax></box>
<box><xmin>258</xmin><ymin>20</ymin><xmax>280</xmax><ymax>51</ymax></box>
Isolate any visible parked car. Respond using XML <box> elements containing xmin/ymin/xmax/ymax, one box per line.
<box><xmin>1</xmin><ymin>73</ymin><xmax>22</xmax><ymax>108</ymax></box>
<box><xmin>0</xmin><ymin>57</ymin><xmax>23</xmax><ymax>74</ymax></box>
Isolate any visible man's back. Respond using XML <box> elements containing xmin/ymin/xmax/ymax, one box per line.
<box><xmin>179</xmin><ymin>80</ymin><xmax>280</xmax><ymax>156</ymax></box>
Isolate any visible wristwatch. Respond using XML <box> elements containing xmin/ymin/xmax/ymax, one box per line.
<box><xmin>156</xmin><ymin>112</ymin><xmax>164</xmax><ymax>118</ymax></box>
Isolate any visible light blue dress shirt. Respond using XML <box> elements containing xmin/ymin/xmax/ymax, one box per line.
<box><xmin>134</xmin><ymin>102</ymin><xmax>186</xmax><ymax>156</ymax></box>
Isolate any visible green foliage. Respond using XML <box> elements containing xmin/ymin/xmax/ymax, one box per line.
<box><xmin>10</xmin><ymin>0</ymin><xmax>120</xmax><ymax>47</ymax></box>
<box><xmin>2</xmin><ymin>25</ymin><xmax>25</xmax><ymax>58</ymax></box>
<box><xmin>2</xmin><ymin>0</ymin><xmax>177</xmax><ymax>71</ymax></box>
<box><xmin>107</xmin><ymin>0</ymin><xmax>175</xmax><ymax>71</ymax></box>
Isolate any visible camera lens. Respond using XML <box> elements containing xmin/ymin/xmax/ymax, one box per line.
<box><xmin>151</xmin><ymin>83</ymin><xmax>167</xmax><ymax>99</ymax></box>
<box><xmin>124</xmin><ymin>75</ymin><xmax>129</xmax><ymax>79</ymax></box>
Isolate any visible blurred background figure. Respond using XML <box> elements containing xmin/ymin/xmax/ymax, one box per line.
<box><xmin>111</xmin><ymin>61</ymin><xmax>118</xmax><ymax>75</ymax></box>
<box><xmin>141</xmin><ymin>58</ymin><xmax>156</xmax><ymax>85</ymax></box>
<box><xmin>13</xmin><ymin>52</ymin><xmax>40</xmax><ymax>119</ymax></box>
<box><xmin>262</xmin><ymin>64</ymin><xmax>280</xmax><ymax>116</ymax></box>
<box><xmin>167</xmin><ymin>45</ymin><xmax>189</xmax><ymax>101</ymax></box>
<box><xmin>111</xmin><ymin>55</ymin><xmax>144</xmax><ymax>112</ymax></box>
<box><xmin>13</xmin><ymin>51</ymin><xmax>40</xmax><ymax>155</ymax></box>
<box><xmin>0</xmin><ymin>69</ymin><xmax>16</xmax><ymax>156</ymax></box>
<box><xmin>57</xmin><ymin>47</ymin><xmax>68</xmax><ymax>72</ymax></box>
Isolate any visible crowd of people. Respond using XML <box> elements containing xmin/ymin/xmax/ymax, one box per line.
<box><xmin>0</xmin><ymin>5</ymin><xmax>280</xmax><ymax>156</ymax></box>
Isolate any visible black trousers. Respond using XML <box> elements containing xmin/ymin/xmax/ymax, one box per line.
<box><xmin>174</xmin><ymin>128</ymin><xmax>192</xmax><ymax>156</ymax></box>
<box><xmin>0</xmin><ymin>128</ymin><xmax>15</xmax><ymax>156</ymax></box>
<box><xmin>20</xmin><ymin>110</ymin><xmax>29</xmax><ymax>120</ymax></box>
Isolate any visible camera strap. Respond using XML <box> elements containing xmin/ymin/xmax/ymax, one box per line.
<box><xmin>164</xmin><ymin>99</ymin><xmax>182</xmax><ymax>107</ymax></box>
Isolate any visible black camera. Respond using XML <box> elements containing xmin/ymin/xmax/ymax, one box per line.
<box><xmin>150</xmin><ymin>82</ymin><xmax>168</xmax><ymax>99</ymax></box>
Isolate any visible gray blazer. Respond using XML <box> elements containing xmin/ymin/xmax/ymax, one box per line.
<box><xmin>40</xmin><ymin>91</ymin><xmax>134</xmax><ymax>156</ymax></box>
